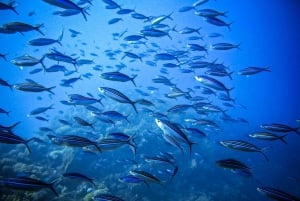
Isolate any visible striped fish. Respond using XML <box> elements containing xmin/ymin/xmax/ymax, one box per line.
<box><xmin>0</xmin><ymin>130</ymin><xmax>42</xmax><ymax>153</ymax></box>
<box><xmin>261</xmin><ymin>123</ymin><xmax>300</xmax><ymax>136</ymax></box>
<box><xmin>257</xmin><ymin>186</ymin><xmax>300</xmax><ymax>201</ymax></box>
<box><xmin>219</xmin><ymin>140</ymin><xmax>269</xmax><ymax>161</ymax></box>
<box><xmin>0</xmin><ymin>176</ymin><xmax>59</xmax><ymax>196</ymax></box>
<box><xmin>129</xmin><ymin>170</ymin><xmax>162</xmax><ymax>185</ymax></box>
<box><xmin>47</xmin><ymin>134</ymin><xmax>101</xmax><ymax>152</ymax></box>
<box><xmin>98</xmin><ymin>87</ymin><xmax>138</xmax><ymax>113</ymax></box>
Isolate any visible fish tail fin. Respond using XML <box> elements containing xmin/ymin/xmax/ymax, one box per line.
<box><xmin>228</xmin><ymin>71</ymin><xmax>234</xmax><ymax>80</ymax></box>
<box><xmin>80</xmin><ymin>7</ymin><xmax>88</xmax><ymax>21</ymax></box>
<box><xmin>227</xmin><ymin>21</ymin><xmax>234</xmax><ymax>31</ymax></box>
<box><xmin>48</xmin><ymin>178</ymin><xmax>60</xmax><ymax>196</ymax></box>
<box><xmin>9</xmin><ymin>84</ymin><xmax>13</xmax><ymax>91</ymax></box>
<box><xmin>98</xmin><ymin>98</ymin><xmax>104</xmax><ymax>106</ymax></box>
<box><xmin>170</xmin><ymin>165</ymin><xmax>178</xmax><ymax>182</ymax></box>
<box><xmin>226</xmin><ymin>87</ymin><xmax>234</xmax><ymax>98</ymax></box>
<box><xmin>167</xmin><ymin>12</ymin><xmax>174</xmax><ymax>20</ymax></box>
<box><xmin>279</xmin><ymin>134</ymin><xmax>288</xmax><ymax>144</ymax></box>
<box><xmin>23</xmin><ymin>142</ymin><xmax>32</xmax><ymax>154</ymax></box>
<box><xmin>5</xmin><ymin>111</ymin><xmax>10</xmax><ymax>116</ymax></box>
<box><xmin>27</xmin><ymin>137</ymin><xmax>45</xmax><ymax>144</ymax></box>
<box><xmin>57</xmin><ymin>30</ymin><xmax>64</xmax><ymax>46</ymax></box>
<box><xmin>139</xmin><ymin>56</ymin><xmax>143</xmax><ymax>63</ymax></box>
<box><xmin>94</xmin><ymin>143</ymin><xmax>102</xmax><ymax>153</ymax></box>
<box><xmin>40</xmin><ymin>55</ymin><xmax>47</xmax><ymax>71</ymax></box>
<box><xmin>9</xmin><ymin>1</ymin><xmax>19</xmax><ymax>15</ymax></box>
<box><xmin>188</xmin><ymin>141</ymin><xmax>196</xmax><ymax>156</ymax></box>
<box><xmin>47</xmin><ymin>86</ymin><xmax>56</xmax><ymax>95</ymax></box>
<box><xmin>131</xmin><ymin>75</ymin><xmax>138</xmax><ymax>87</ymax></box>
<box><xmin>260</xmin><ymin>148</ymin><xmax>270</xmax><ymax>161</ymax></box>
<box><xmin>35</xmin><ymin>23</ymin><xmax>45</xmax><ymax>35</ymax></box>
<box><xmin>264</xmin><ymin>67</ymin><xmax>272</xmax><ymax>72</ymax></box>
<box><xmin>1</xmin><ymin>53</ymin><xmax>8</xmax><ymax>61</ymax></box>
<box><xmin>196</xmin><ymin>27</ymin><xmax>201</xmax><ymax>35</ymax></box>
<box><xmin>8</xmin><ymin>121</ymin><xmax>21</xmax><ymax>130</ymax></box>
<box><xmin>132</xmin><ymin>101</ymin><xmax>138</xmax><ymax>113</ymax></box>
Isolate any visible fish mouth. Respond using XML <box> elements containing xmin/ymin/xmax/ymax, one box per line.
<box><xmin>97</xmin><ymin>87</ymin><xmax>104</xmax><ymax>93</ymax></box>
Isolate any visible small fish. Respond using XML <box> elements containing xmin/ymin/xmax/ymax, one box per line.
<box><xmin>178</xmin><ymin>6</ymin><xmax>195</xmax><ymax>12</ymax></box>
<box><xmin>211</xmin><ymin>42</ymin><xmax>240</xmax><ymax>50</ymax></box>
<box><xmin>238</xmin><ymin>67</ymin><xmax>271</xmax><ymax>76</ymax></box>
<box><xmin>119</xmin><ymin>175</ymin><xmax>149</xmax><ymax>187</ymax></box>
<box><xmin>0</xmin><ymin>176</ymin><xmax>59</xmax><ymax>196</ymax></box>
<box><xmin>101</xmin><ymin>111</ymin><xmax>130</xmax><ymax>123</ymax></box>
<box><xmin>155</xmin><ymin>53</ymin><xmax>179</xmax><ymax>62</ymax></box>
<box><xmin>45</xmin><ymin>49</ymin><xmax>78</xmax><ymax>70</ymax></box>
<box><xmin>100</xmin><ymin>71</ymin><xmax>137</xmax><ymax>86</ymax></box>
<box><xmin>261</xmin><ymin>123</ymin><xmax>300</xmax><ymax>136</ymax></box>
<box><xmin>122</xmin><ymin>51</ymin><xmax>143</xmax><ymax>62</ymax></box>
<box><xmin>195</xmin><ymin>9</ymin><xmax>227</xmax><ymax>18</ymax></box>
<box><xmin>28</xmin><ymin>31</ymin><xmax>63</xmax><ymax>46</ymax></box>
<box><xmin>62</xmin><ymin>172</ymin><xmax>95</xmax><ymax>187</ymax></box>
<box><xmin>203</xmin><ymin>16</ymin><xmax>232</xmax><ymax>31</ymax></box>
<box><xmin>257</xmin><ymin>186</ymin><xmax>300</xmax><ymax>201</ymax></box>
<box><xmin>28</xmin><ymin>104</ymin><xmax>54</xmax><ymax>116</ymax></box>
<box><xmin>249</xmin><ymin>132</ymin><xmax>288</xmax><ymax>144</ymax></box>
<box><xmin>98</xmin><ymin>87</ymin><xmax>138</xmax><ymax>113</ymax></box>
<box><xmin>94</xmin><ymin>194</ymin><xmax>124</xmax><ymax>201</ymax></box>
<box><xmin>35</xmin><ymin>116</ymin><xmax>49</xmax><ymax>122</ymax></box>
<box><xmin>108</xmin><ymin>17</ymin><xmax>123</xmax><ymax>24</ymax></box>
<box><xmin>216</xmin><ymin>158</ymin><xmax>252</xmax><ymax>177</ymax></box>
<box><xmin>74</xmin><ymin>116</ymin><xmax>95</xmax><ymax>130</ymax></box>
<box><xmin>68</xmin><ymin>93</ymin><xmax>102</xmax><ymax>106</ymax></box>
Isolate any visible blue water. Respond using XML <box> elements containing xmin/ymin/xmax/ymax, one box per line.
<box><xmin>0</xmin><ymin>0</ymin><xmax>300</xmax><ymax>200</ymax></box>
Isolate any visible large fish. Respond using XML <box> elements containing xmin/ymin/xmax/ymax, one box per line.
<box><xmin>3</xmin><ymin>22</ymin><xmax>44</xmax><ymax>35</ymax></box>
<box><xmin>0</xmin><ymin>176</ymin><xmax>59</xmax><ymax>196</ymax></box>
<box><xmin>47</xmin><ymin>134</ymin><xmax>101</xmax><ymax>152</ymax></box>
<box><xmin>100</xmin><ymin>71</ymin><xmax>137</xmax><ymax>86</ymax></box>
<box><xmin>195</xmin><ymin>75</ymin><xmax>233</xmax><ymax>98</ymax></box>
<box><xmin>261</xmin><ymin>123</ymin><xmax>300</xmax><ymax>136</ymax></box>
<box><xmin>42</xmin><ymin>0</ymin><xmax>88</xmax><ymax>21</ymax></box>
<box><xmin>14</xmin><ymin>81</ymin><xmax>55</xmax><ymax>94</ymax></box>
<box><xmin>220</xmin><ymin>140</ymin><xmax>269</xmax><ymax>161</ymax></box>
<box><xmin>257</xmin><ymin>186</ymin><xmax>300</xmax><ymax>201</ymax></box>
<box><xmin>0</xmin><ymin>1</ymin><xmax>18</xmax><ymax>14</ymax></box>
<box><xmin>155</xmin><ymin>118</ymin><xmax>194</xmax><ymax>154</ymax></box>
<box><xmin>98</xmin><ymin>87</ymin><xmax>138</xmax><ymax>113</ymax></box>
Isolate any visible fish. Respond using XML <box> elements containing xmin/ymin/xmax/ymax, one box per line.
<box><xmin>0</xmin><ymin>176</ymin><xmax>59</xmax><ymax>196</ymax></box>
<box><xmin>61</xmin><ymin>76</ymin><xmax>82</xmax><ymax>87</ymax></box>
<box><xmin>151</xmin><ymin>12</ymin><xmax>173</xmax><ymax>25</ymax></box>
<box><xmin>0</xmin><ymin>130</ymin><xmax>42</xmax><ymax>153</ymax></box>
<box><xmin>261</xmin><ymin>123</ymin><xmax>300</xmax><ymax>136</ymax></box>
<box><xmin>155</xmin><ymin>53</ymin><xmax>179</xmax><ymax>62</ymax></box>
<box><xmin>94</xmin><ymin>194</ymin><xmax>124</xmax><ymax>201</ymax></box>
<box><xmin>257</xmin><ymin>186</ymin><xmax>300</xmax><ymax>201</ymax></box>
<box><xmin>11</xmin><ymin>55</ymin><xmax>46</xmax><ymax>70</ymax></box>
<box><xmin>0</xmin><ymin>78</ymin><xmax>13</xmax><ymax>90</ymax></box>
<box><xmin>122</xmin><ymin>51</ymin><xmax>143</xmax><ymax>62</ymax></box>
<box><xmin>101</xmin><ymin>111</ymin><xmax>130</xmax><ymax>123</ymax></box>
<box><xmin>74</xmin><ymin>116</ymin><xmax>95</xmax><ymax>130</ymax></box>
<box><xmin>108</xmin><ymin>17</ymin><xmax>123</xmax><ymax>24</ymax></box>
<box><xmin>129</xmin><ymin>170</ymin><xmax>162</xmax><ymax>185</ymax></box>
<box><xmin>167</xmin><ymin>104</ymin><xmax>194</xmax><ymax>113</ymax></box>
<box><xmin>47</xmin><ymin>134</ymin><xmax>102</xmax><ymax>152</ymax></box>
<box><xmin>195</xmin><ymin>9</ymin><xmax>227</xmax><ymax>17</ymax></box>
<box><xmin>124</xmin><ymin>35</ymin><xmax>147</xmax><ymax>42</ymax></box>
<box><xmin>140</xmin><ymin>28</ymin><xmax>172</xmax><ymax>40</ymax></box>
<box><xmin>203</xmin><ymin>16</ymin><xmax>232</xmax><ymax>31</ymax></box>
<box><xmin>68</xmin><ymin>93</ymin><xmax>103</xmax><ymax>106</ymax></box>
<box><xmin>0</xmin><ymin>121</ymin><xmax>21</xmax><ymax>132</ymax></box>
<box><xmin>99</xmin><ymin>138</ymin><xmax>137</xmax><ymax>154</ymax></box>
<box><xmin>238</xmin><ymin>67</ymin><xmax>271</xmax><ymax>76</ymax></box>
<box><xmin>100</xmin><ymin>71</ymin><xmax>137</xmax><ymax>86</ymax></box>
<box><xmin>3</xmin><ymin>21</ymin><xmax>44</xmax><ymax>35</ymax></box>
<box><xmin>216</xmin><ymin>158</ymin><xmax>252</xmax><ymax>177</ymax></box>
<box><xmin>28</xmin><ymin>104</ymin><xmax>54</xmax><ymax>116</ymax></box>
<box><xmin>28</xmin><ymin>31</ymin><xmax>64</xmax><ymax>46</ymax></box>
<box><xmin>195</xmin><ymin>75</ymin><xmax>233</xmax><ymax>98</ymax></box>
<box><xmin>219</xmin><ymin>140</ymin><xmax>269</xmax><ymax>161</ymax></box>
<box><xmin>155</xmin><ymin>118</ymin><xmax>195</xmax><ymax>154</ymax></box>
<box><xmin>119</xmin><ymin>175</ymin><xmax>149</xmax><ymax>187</ymax></box>
<box><xmin>211</xmin><ymin>42</ymin><xmax>240</xmax><ymax>50</ymax></box>
<box><xmin>14</xmin><ymin>81</ymin><xmax>55</xmax><ymax>94</ymax></box>
<box><xmin>53</xmin><ymin>9</ymin><xmax>82</xmax><ymax>16</ymax></box>
<box><xmin>187</xmin><ymin>43</ymin><xmax>207</xmax><ymax>52</ymax></box>
<box><xmin>98</xmin><ymin>87</ymin><xmax>138</xmax><ymax>113</ymax></box>
<box><xmin>44</xmin><ymin>49</ymin><xmax>78</xmax><ymax>70</ymax></box>
<box><xmin>35</xmin><ymin>116</ymin><xmax>49</xmax><ymax>122</ymax></box>
<box><xmin>42</xmin><ymin>0</ymin><xmax>88</xmax><ymax>21</ymax></box>
<box><xmin>178</xmin><ymin>6</ymin><xmax>195</xmax><ymax>12</ymax></box>
<box><xmin>117</xmin><ymin>8</ymin><xmax>135</xmax><ymax>15</ymax></box>
<box><xmin>0</xmin><ymin>1</ymin><xmax>18</xmax><ymax>14</ymax></box>
<box><xmin>249</xmin><ymin>132</ymin><xmax>288</xmax><ymax>144</ymax></box>
<box><xmin>62</xmin><ymin>172</ymin><xmax>96</xmax><ymax>187</ymax></box>
<box><xmin>192</xmin><ymin>0</ymin><xmax>209</xmax><ymax>7</ymax></box>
